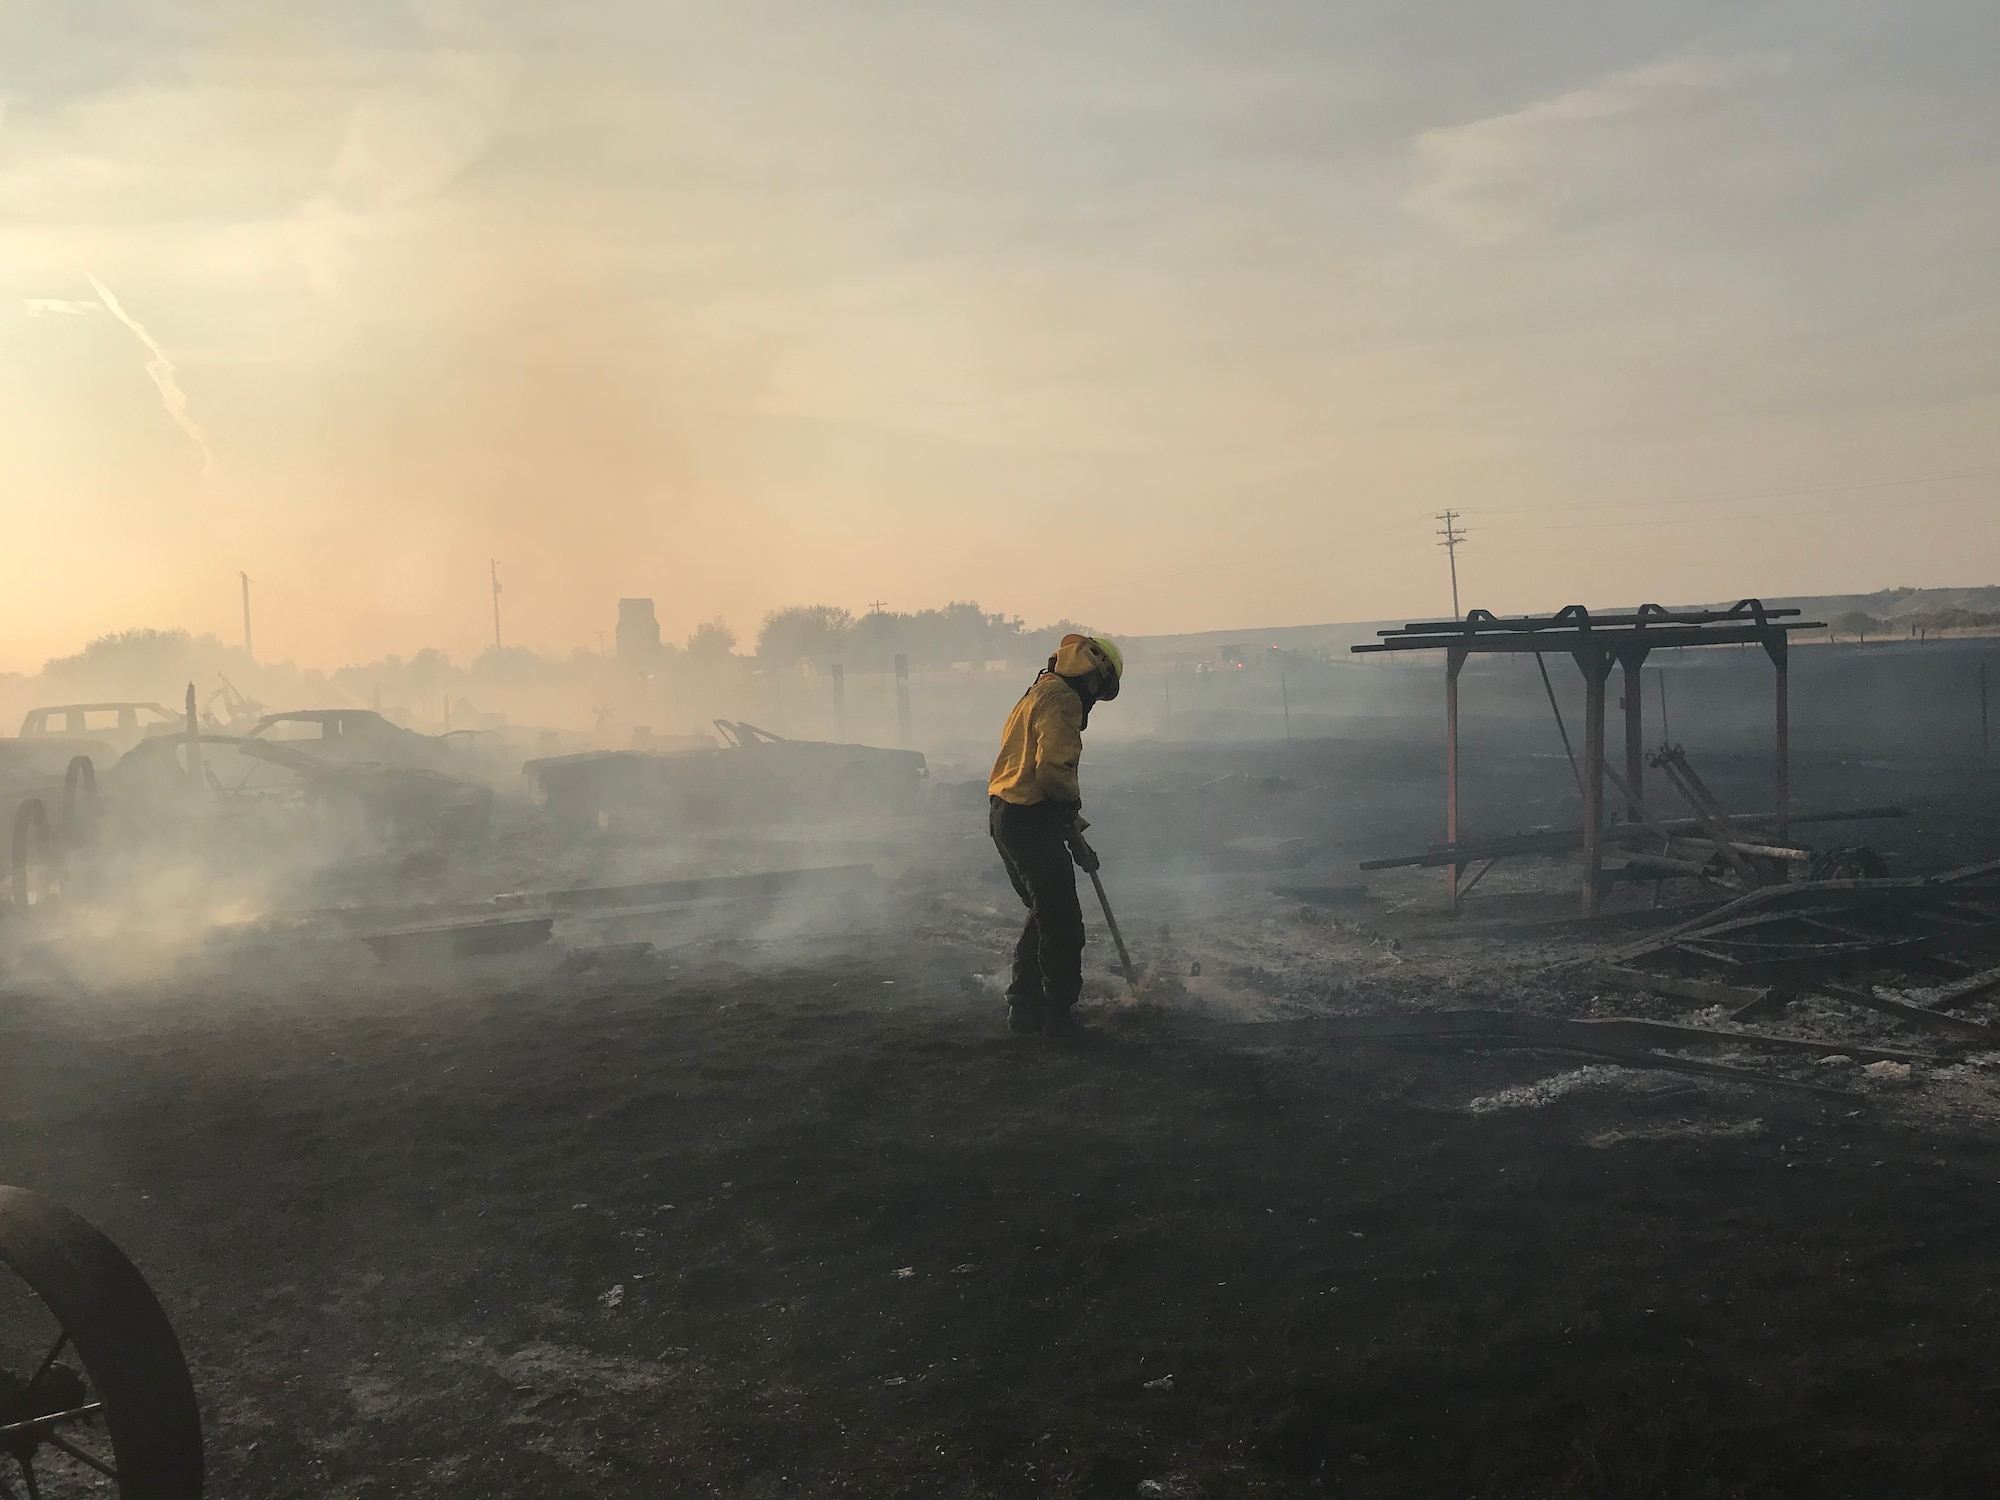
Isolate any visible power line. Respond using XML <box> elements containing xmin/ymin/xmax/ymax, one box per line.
<box><xmin>1465</xmin><ymin>467</ymin><xmax>1992</xmax><ymax>520</ymax></box>
<box><xmin>1482</xmin><ymin>488</ymin><xmax>1992</xmax><ymax>534</ymax></box>
<box><xmin>1435</xmin><ymin>509</ymin><xmax>1468</xmax><ymax>619</ymax></box>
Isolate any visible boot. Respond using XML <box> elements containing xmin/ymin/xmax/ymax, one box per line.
<box><xmin>1007</xmin><ymin>1002</ymin><xmax>1046</xmax><ymax>1035</ymax></box>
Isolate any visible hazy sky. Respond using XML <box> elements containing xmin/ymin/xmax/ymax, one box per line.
<box><xmin>3</xmin><ymin>1</ymin><xmax>1996</xmax><ymax>669</ymax></box>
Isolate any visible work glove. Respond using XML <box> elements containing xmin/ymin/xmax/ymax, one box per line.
<box><xmin>1068</xmin><ymin>831</ymin><xmax>1102</xmax><ymax>873</ymax></box>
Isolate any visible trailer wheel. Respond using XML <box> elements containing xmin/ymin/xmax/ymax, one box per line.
<box><xmin>0</xmin><ymin>1187</ymin><xmax>203</xmax><ymax>1498</ymax></box>
<box><xmin>10</xmin><ymin>800</ymin><xmax>59</xmax><ymax>910</ymax></box>
<box><xmin>61</xmin><ymin>757</ymin><xmax>98</xmax><ymax>848</ymax></box>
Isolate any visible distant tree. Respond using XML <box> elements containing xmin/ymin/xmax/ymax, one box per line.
<box><xmin>839</xmin><ymin>601</ymin><xmax>1065</xmax><ymax>672</ymax></box>
<box><xmin>1834</xmin><ymin>611</ymin><xmax>1883</xmax><ymax>643</ymax></box>
<box><xmin>40</xmin><ymin>628</ymin><xmax>245</xmax><ymax>698</ymax></box>
<box><xmin>409</xmin><ymin>647</ymin><xmax>453</xmax><ymax>693</ymax></box>
<box><xmin>685</xmin><ymin>618</ymin><xmax>737</xmax><ymax>662</ymax></box>
<box><xmin>756</xmin><ymin>605</ymin><xmax>853</xmax><ymax>669</ymax></box>
<box><xmin>845</xmin><ymin>608</ymin><xmax>909</xmax><ymax>669</ymax></box>
<box><xmin>470</xmin><ymin>645</ymin><xmax>549</xmax><ymax>685</ymax></box>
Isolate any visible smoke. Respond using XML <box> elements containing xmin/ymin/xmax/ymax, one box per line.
<box><xmin>23</xmin><ymin>298</ymin><xmax>98</xmax><ymax>316</ymax></box>
<box><xmin>82</xmin><ymin>272</ymin><xmax>216</xmax><ymax>476</ymax></box>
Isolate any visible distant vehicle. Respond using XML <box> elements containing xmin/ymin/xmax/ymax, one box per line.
<box><xmin>17</xmin><ymin>702</ymin><xmax>180</xmax><ymax>755</ymax></box>
<box><xmin>242</xmin><ymin>709</ymin><xmax>447</xmax><ymax>764</ymax></box>
<box><xmin>524</xmin><ymin>719</ymin><xmax>927</xmax><ymax>831</ymax></box>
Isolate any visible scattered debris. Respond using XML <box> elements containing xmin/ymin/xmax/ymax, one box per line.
<box><xmin>1468</xmin><ymin>1066</ymin><xmax>1634</xmax><ymax>1113</ymax></box>
<box><xmin>598</xmin><ymin>1284</ymin><xmax>624</xmax><ymax>1310</ymax></box>
<box><xmin>1607</xmin><ymin>874</ymin><xmax>2000</xmax><ymax>1054</ymax></box>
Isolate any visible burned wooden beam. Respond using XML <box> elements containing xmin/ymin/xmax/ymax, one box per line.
<box><xmin>1619</xmin><ymin>852</ymin><xmax>1729</xmax><ymax>882</ymax></box>
<box><xmin>1814</xmin><ymin>981</ymin><xmax>2000</xmax><ymax>1043</ymax></box>
<box><xmin>1689</xmin><ymin>921</ymin><xmax>2000</xmax><ymax>982</ymax></box>
<box><xmin>1587</xmin><ymin>964</ymin><xmax>1769</xmax><ymax>1010</ymax></box>
<box><xmin>1926</xmin><ymin>966</ymin><xmax>2000</xmax><ymax>1011</ymax></box>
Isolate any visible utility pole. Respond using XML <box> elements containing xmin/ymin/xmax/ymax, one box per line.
<box><xmin>490</xmin><ymin>559</ymin><xmax>504</xmax><ymax>650</ymax></box>
<box><xmin>240</xmin><ymin>571</ymin><xmax>253</xmax><ymax>662</ymax></box>
<box><xmin>868</xmin><ymin>599</ymin><xmax>889</xmax><ymax>615</ymax></box>
<box><xmin>894</xmin><ymin>653</ymin><xmax>912</xmax><ymax>747</ymax></box>
<box><xmin>1435</xmin><ymin>510</ymin><xmax>1468</xmax><ymax>619</ymax></box>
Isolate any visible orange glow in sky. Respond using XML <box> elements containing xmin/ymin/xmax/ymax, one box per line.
<box><xmin>3</xmin><ymin>5</ymin><xmax>1995</xmax><ymax>671</ymax></box>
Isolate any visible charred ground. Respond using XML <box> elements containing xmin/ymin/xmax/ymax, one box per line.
<box><xmin>3</xmin><ymin>714</ymin><xmax>1999</xmax><ymax>1498</ymax></box>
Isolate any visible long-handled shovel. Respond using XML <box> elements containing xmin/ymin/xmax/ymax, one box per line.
<box><xmin>1087</xmin><ymin>868</ymin><xmax>1140</xmax><ymax>993</ymax></box>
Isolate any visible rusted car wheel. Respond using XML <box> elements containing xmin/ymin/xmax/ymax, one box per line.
<box><xmin>0</xmin><ymin>1187</ymin><xmax>203</xmax><ymax>1498</ymax></box>
<box><xmin>10</xmin><ymin>800</ymin><xmax>59</xmax><ymax>910</ymax></box>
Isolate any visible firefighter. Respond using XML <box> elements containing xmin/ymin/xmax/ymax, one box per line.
<box><xmin>987</xmin><ymin>632</ymin><xmax>1123</xmax><ymax>1035</ymax></box>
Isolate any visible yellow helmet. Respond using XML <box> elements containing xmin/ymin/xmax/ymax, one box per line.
<box><xmin>1088</xmin><ymin>636</ymin><xmax>1124</xmax><ymax>699</ymax></box>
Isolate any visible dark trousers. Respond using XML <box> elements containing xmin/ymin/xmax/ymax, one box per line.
<box><xmin>989</xmin><ymin>797</ymin><xmax>1085</xmax><ymax>1016</ymax></box>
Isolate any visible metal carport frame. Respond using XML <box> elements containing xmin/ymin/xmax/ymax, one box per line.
<box><xmin>1353</xmin><ymin>601</ymin><xmax>1825</xmax><ymax>914</ymax></box>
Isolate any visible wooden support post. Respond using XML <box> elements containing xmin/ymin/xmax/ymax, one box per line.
<box><xmin>1620</xmin><ymin>650</ymin><xmax>1647</xmax><ymax>825</ymax></box>
<box><xmin>1574</xmin><ymin>650</ymin><xmax>1610</xmax><ymax>915</ymax></box>
<box><xmin>1446</xmin><ymin>647</ymin><xmax>1466</xmax><ymax>909</ymax></box>
<box><xmin>1763</xmin><ymin>631</ymin><xmax>1790</xmax><ymax>843</ymax></box>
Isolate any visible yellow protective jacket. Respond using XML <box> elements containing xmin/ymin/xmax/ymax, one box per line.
<box><xmin>988</xmin><ymin>635</ymin><xmax>1099</xmax><ymax>808</ymax></box>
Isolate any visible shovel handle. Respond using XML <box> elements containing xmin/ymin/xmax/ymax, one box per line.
<box><xmin>1087</xmin><ymin>869</ymin><xmax>1139</xmax><ymax>986</ymax></box>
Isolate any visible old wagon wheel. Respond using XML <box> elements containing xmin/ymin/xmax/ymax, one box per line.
<box><xmin>59</xmin><ymin>760</ymin><xmax>97</xmax><ymax>850</ymax></box>
<box><xmin>0</xmin><ymin>1188</ymin><xmax>202</xmax><ymax>1499</ymax></box>
<box><xmin>9</xmin><ymin>802</ymin><xmax>59</xmax><ymax>911</ymax></box>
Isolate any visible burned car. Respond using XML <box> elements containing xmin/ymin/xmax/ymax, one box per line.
<box><xmin>243</xmin><ymin>709</ymin><xmax>450</xmax><ymax>766</ymax></box>
<box><xmin>524</xmin><ymin>719</ymin><xmax>927</xmax><ymax>832</ymax></box>
<box><xmin>103</xmin><ymin>733</ymin><xmax>491</xmax><ymax>842</ymax></box>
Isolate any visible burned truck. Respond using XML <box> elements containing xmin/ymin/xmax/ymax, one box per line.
<box><xmin>524</xmin><ymin>720</ymin><xmax>927</xmax><ymax>832</ymax></box>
